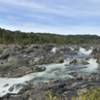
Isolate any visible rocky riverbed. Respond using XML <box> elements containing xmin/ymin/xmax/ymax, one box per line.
<box><xmin>0</xmin><ymin>44</ymin><xmax>100</xmax><ymax>100</ymax></box>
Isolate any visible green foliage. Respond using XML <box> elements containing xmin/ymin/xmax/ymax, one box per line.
<box><xmin>44</xmin><ymin>87</ymin><xmax>100</xmax><ymax>100</ymax></box>
<box><xmin>44</xmin><ymin>91</ymin><xmax>68</xmax><ymax>100</ymax></box>
<box><xmin>0</xmin><ymin>28</ymin><xmax>100</xmax><ymax>45</ymax></box>
<box><xmin>72</xmin><ymin>87</ymin><xmax>100</xmax><ymax>100</ymax></box>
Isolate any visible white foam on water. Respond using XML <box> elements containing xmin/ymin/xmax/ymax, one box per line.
<box><xmin>85</xmin><ymin>58</ymin><xmax>99</xmax><ymax>72</ymax></box>
<box><xmin>0</xmin><ymin>58</ymin><xmax>98</xmax><ymax>97</ymax></box>
<box><xmin>0</xmin><ymin>59</ymin><xmax>72</xmax><ymax>97</ymax></box>
<box><xmin>78</xmin><ymin>47</ymin><xmax>93</xmax><ymax>56</ymax></box>
<box><xmin>70</xmin><ymin>47</ymin><xmax>74</xmax><ymax>51</ymax></box>
<box><xmin>51</xmin><ymin>47</ymin><xmax>57</xmax><ymax>53</ymax></box>
<box><xmin>0</xmin><ymin>75</ymin><xmax>33</xmax><ymax>97</ymax></box>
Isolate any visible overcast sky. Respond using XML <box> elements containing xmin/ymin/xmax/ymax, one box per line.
<box><xmin>0</xmin><ymin>0</ymin><xmax>100</xmax><ymax>35</ymax></box>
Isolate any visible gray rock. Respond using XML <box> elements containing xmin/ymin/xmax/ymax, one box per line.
<box><xmin>77</xmin><ymin>88</ymin><xmax>88</xmax><ymax>95</ymax></box>
<box><xmin>70</xmin><ymin>58</ymin><xmax>89</xmax><ymax>65</ymax></box>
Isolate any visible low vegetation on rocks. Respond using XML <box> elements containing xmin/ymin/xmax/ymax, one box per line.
<box><xmin>72</xmin><ymin>87</ymin><xmax>100</xmax><ymax>100</ymax></box>
<box><xmin>44</xmin><ymin>87</ymin><xmax>100</xmax><ymax>100</ymax></box>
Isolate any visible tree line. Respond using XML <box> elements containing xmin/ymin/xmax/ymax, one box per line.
<box><xmin>0</xmin><ymin>28</ymin><xmax>100</xmax><ymax>45</ymax></box>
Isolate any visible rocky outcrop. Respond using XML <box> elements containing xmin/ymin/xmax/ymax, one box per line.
<box><xmin>69</xmin><ymin>58</ymin><xmax>89</xmax><ymax>65</ymax></box>
<box><xmin>0</xmin><ymin>44</ymin><xmax>64</xmax><ymax>77</ymax></box>
<box><xmin>1</xmin><ymin>78</ymin><xmax>100</xmax><ymax>100</ymax></box>
<box><xmin>0</xmin><ymin>44</ymin><xmax>100</xmax><ymax>100</ymax></box>
<box><xmin>91</xmin><ymin>48</ymin><xmax>100</xmax><ymax>63</ymax></box>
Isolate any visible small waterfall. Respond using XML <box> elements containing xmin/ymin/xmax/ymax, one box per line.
<box><xmin>78</xmin><ymin>47</ymin><xmax>93</xmax><ymax>56</ymax></box>
<box><xmin>51</xmin><ymin>47</ymin><xmax>57</xmax><ymax>53</ymax></box>
<box><xmin>86</xmin><ymin>58</ymin><xmax>99</xmax><ymax>72</ymax></box>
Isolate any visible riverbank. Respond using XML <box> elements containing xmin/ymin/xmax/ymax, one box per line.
<box><xmin>0</xmin><ymin>44</ymin><xmax>100</xmax><ymax>99</ymax></box>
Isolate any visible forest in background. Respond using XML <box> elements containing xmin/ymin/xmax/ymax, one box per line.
<box><xmin>0</xmin><ymin>28</ymin><xmax>100</xmax><ymax>45</ymax></box>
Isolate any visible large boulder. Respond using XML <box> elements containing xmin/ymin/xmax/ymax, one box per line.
<box><xmin>91</xmin><ymin>48</ymin><xmax>100</xmax><ymax>63</ymax></box>
<box><xmin>29</xmin><ymin>52</ymin><xmax>64</xmax><ymax>65</ymax></box>
<box><xmin>91</xmin><ymin>48</ymin><xmax>100</xmax><ymax>56</ymax></box>
<box><xmin>70</xmin><ymin>58</ymin><xmax>89</xmax><ymax>65</ymax></box>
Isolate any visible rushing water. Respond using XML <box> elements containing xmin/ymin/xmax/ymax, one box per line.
<box><xmin>0</xmin><ymin>47</ymin><xmax>99</xmax><ymax>97</ymax></box>
<box><xmin>78</xmin><ymin>47</ymin><xmax>93</xmax><ymax>56</ymax></box>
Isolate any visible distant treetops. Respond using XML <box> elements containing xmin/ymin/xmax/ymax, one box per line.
<box><xmin>0</xmin><ymin>28</ymin><xmax>100</xmax><ymax>45</ymax></box>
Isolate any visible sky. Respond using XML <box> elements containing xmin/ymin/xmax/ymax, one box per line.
<box><xmin>0</xmin><ymin>0</ymin><xmax>100</xmax><ymax>35</ymax></box>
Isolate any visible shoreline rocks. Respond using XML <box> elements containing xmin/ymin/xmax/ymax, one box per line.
<box><xmin>69</xmin><ymin>58</ymin><xmax>89</xmax><ymax>65</ymax></box>
<box><xmin>0</xmin><ymin>44</ymin><xmax>100</xmax><ymax>99</ymax></box>
<box><xmin>0</xmin><ymin>44</ymin><xmax>64</xmax><ymax>77</ymax></box>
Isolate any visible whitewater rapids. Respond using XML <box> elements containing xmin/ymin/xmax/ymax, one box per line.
<box><xmin>0</xmin><ymin>47</ymin><xmax>99</xmax><ymax>97</ymax></box>
<box><xmin>0</xmin><ymin>58</ymin><xmax>99</xmax><ymax>97</ymax></box>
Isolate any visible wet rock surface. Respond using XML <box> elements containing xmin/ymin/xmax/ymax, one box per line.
<box><xmin>0</xmin><ymin>44</ymin><xmax>64</xmax><ymax>77</ymax></box>
<box><xmin>0</xmin><ymin>44</ymin><xmax>100</xmax><ymax>100</ymax></box>
<box><xmin>69</xmin><ymin>58</ymin><xmax>89</xmax><ymax>65</ymax></box>
<box><xmin>1</xmin><ymin>79</ymin><xmax>100</xmax><ymax>100</ymax></box>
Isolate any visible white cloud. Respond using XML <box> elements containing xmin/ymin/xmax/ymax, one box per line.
<box><xmin>1</xmin><ymin>0</ymin><xmax>100</xmax><ymax>16</ymax></box>
<box><xmin>0</xmin><ymin>22</ymin><xmax>100</xmax><ymax>36</ymax></box>
<box><xmin>0</xmin><ymin>0</ymin><xmax>100</xmax><ymax>35</ymax></box>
